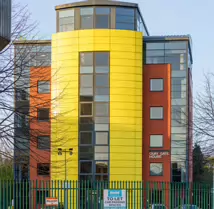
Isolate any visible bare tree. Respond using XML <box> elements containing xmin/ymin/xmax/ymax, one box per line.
<box><xmin>0</xmin><ymin>1</ymin><xmax>74</xmax><ymax>179</ymax></box>
<box><xmin>193</xmin><ymin>72</ymin><xmax>214</xmax><ymax>157</ymax></box>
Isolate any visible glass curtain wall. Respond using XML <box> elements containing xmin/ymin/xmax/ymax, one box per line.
<box><xmin>145</xmin><ymin>41</ymin><xmax>188</xmax><ymax>182</ymax></box>
<box><xmin>79</xmin><ymin>52</ymin><xmax>110</xmax><ymax>182</ymax></box>
<box><xmin>57</xmin><ymin>6</ymin><xmax>149</xmax><ymax>35</ymax></box>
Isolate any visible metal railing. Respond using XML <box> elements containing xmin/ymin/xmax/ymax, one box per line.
<box><xmin>0</xmin><ymin>180</ymin><xmax>212</xmax><ymax>209</ymax></box>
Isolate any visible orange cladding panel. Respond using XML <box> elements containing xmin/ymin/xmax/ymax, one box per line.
<box><xmin>143</xmin><ymin>64</ymin><xmax>171</xmax><ymax>182</ymax></box>
<box><xmin>29</xmin><ymin>67</ymin><xmax>51</xmax><ymax>181</ymax></box>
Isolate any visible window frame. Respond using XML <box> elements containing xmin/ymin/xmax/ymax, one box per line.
<box><xmin>80</xmin><ymin>102</ymin><xmax>93</xmax><ymax>117</ymax></box>
<box><xmin>37</xmin><ymin>80</ymin><xmax>50</xmax><ymax>94</ymax></box>
<box><xmin>150</xmin><ymin>78</ymin><xmax>164</xmax><ymax>92</ymax></box>
<box><xmin>150</xmin><ymin>163</ymin><xmax>163</xmax><ymax>176</ymax></box>
<box><xmin>150</xmin><ymin>135</ymin><xmax>164</xmax><ymax>148</ymax></box>
<box><xmin>150</xmin><ymin>107</ymin><xmax>164</xmax><ymax>120</ymax></box>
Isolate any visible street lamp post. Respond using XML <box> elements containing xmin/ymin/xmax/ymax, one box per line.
<box><xmin>58</xmin><ymin>148</ymin><xmax>73</xmax><ymax>209</ymax></box>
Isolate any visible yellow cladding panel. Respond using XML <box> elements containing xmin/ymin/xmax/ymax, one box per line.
<box><xmin>51</xmin><ymin>29</ymin><xmax>143</xmax><ymax>182</ymax></box>
<box><xmin>110</xmin><ymin>30</ymin><xmax>143</xmax><ymax>181</ymax></box>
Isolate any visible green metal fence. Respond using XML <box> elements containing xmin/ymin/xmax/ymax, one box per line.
<box><xmin>0</xmin><ymin>180</ymin><xmax>212</xmax><ymax>209</ymax></box>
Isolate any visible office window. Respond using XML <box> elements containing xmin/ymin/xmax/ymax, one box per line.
<box><xmin>80</xmin><ymin>132</ymin><xmax>93</xmax><ymax>145</ymax></box>
<box><xmin>96</xmin><ymin>74</ymin><xmax>109</xmax><ymax>87</ymax></box>
<box><xmin>38</xmin><ymin>81</ymin><xmax>50</xmax><ymax>94</ymax></box>
<box><xmin>150</xmin><ymin>107</ymin><xmax>163</xmax><ymax>119</ymax></box>
<box><xmin>95</xmin><ymin>103</ymin><xmax>109</xmax><ymax>117</ymax></box>
<box><xmin>38</xmin><ymin>108</ymin><xmax>50</xmax><ymax>121</ymax></box>
<box><xmin>37</xmin><ymin>136</ymin><xmax>50</xmax><ymax>150</ymax></box>
<box><xmin>150</xmin><ymin>135</ymin><xmax>163</xmax><ymax>148</ymax></box>
<box><xmin>80</xmin><ymin>52</ymin><xmax>93</xmax><ymax>74</ymax></box>
<box><xmin>96</xmin><ymin>132</ymin><xmax>108</xmax><ymax>145</ymax></box>
<box><xmin>95</xmin><ymin>51</ymin><xmax>109</xmax><ymax>72</ymax></box>
<box><xmin>95</xmin><ymin>161</ymin><xmax>108</xmax><ymax>174</ymax></box>
<box><xmin>79</xmin><ymin>146</ymin><xmax>94</xmax><ymax>160</ymax></box>
<box><xmin>150</xmin><ymin>163</ymin><xmax>163</xmax><ymax>176</ymax></box>
<box><xmin>116</xmin><ymin>7</ymin><xmax>135</xmax><ymax>30</ymax></box>
<box><xmin>80</xmin><ymin>103</ymin><xmax>93</xmax><ymax>116</ymax></box>
<box><xmin>80</xmin><ymin>52</ymin><xmax>93</xmax><ymax>66</ymax></box>
<box><xmin>37</xmin><ymin>164</ymin><xmax>50</xmax><ymax>176</ymax></box>
<box><xmin>95</xmin><ymin>146</ymin><xmax>109</xmax><ymax>160</ymax></box>
<box><xmin>80</xmin><ymin>8</ymin><xmax>94</xmax><ymax>29</ymax></box>
<box><xmin>80</xmin><ymin>161</ymin><xmax>92</xmax><ymax>174</ymax></box>
<box><xmin>59</xmin><ymin>9</ymin><xmax>74</xmax><ymax>32</ymax></box>
<box><xmin>95</xmin><ymin>8</ymin><xmax>110</xmax><ymax>29</ymax></box>
<box><xmin>150</xmin><ymin>79</ymin><xmax>163</xmax><ymax>91</ymax></box>
<box><xmin>80</xmin><ymin>75</ymin><xmax>93</xmax><ymax>87</ymax></box>
<box><xmin>146</xmin><ymin>43</ymin><xmax>165</xmax><ymax>50</ymax></box>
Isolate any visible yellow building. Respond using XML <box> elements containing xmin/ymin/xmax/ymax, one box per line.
<box><xmin>51</xmin><ymin>0</ymin><xmax>149</xmax><ymax>183</ymax></box>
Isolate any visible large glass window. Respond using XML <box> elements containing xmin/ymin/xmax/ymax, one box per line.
<box><xmin>80</xmin><ymin>8</ymin><xmax>94</xmax><ymax>29</ymax></box>
<box><xmin>80</xmin><ymin>75</ymin><xmax>93</xmax><ymax>87</ymax></box>
<box><xmin>38</xmin><ymin>81</ymin><xmax>50</xmax><ymax>94</ymax></box>
<box><xmin>150</xmin><ymin>107</ymin><xmax>163</xmax><ymax>120</ymax></box>
<box><xmin>150</xmin><ymin>135</ymin><xmax>163</xmax><ymax>148</ymax></box>
<box><xmin>150</xmin><ymin>79</ymin><xmax>163</xmax><ymax>92</ymax></box>
<box><xmin>116</xmin><ymin>7</ymin><xmax>135</xmax><ymax>30</ymax></box>
<box><xmin>150</xmin><ymin>163</ymin><xmax>163</xmax><ymax>176</ymax></box>
<box><xmin>96</xmin><ymin>132</ymin><xmax>108</xmax><ymax>145</ymax></box>
<box><xmin>79</xmin><ymin>51</ymin><xmax>110</xmax><ymax>181</ymax></box>
<box><xmin>59</xmin><ymin>9</ymin><xmax>74</xmax><ymax>32</ymax></box>
<box><xmin>95</xmin><ymin>8</ymin><xmax>110</xmax><ymax>29</ymax></box>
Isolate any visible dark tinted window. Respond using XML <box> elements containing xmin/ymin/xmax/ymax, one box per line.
<box><xmin>37</xmin><ymin>164</ymin><xmax>50</xmax><ymax>176</ymax></box>
<box><xmin>80</xmin><ymin>103</ymin><xmax>93</xmax><ymax>116</ymax></box>
<box><xmin>38</xmin><ymin>108</ymin><xmax>49</xmax><ymax>121</ymax></box>
<box><xmin>116</xmin><ymin>7</ymin><xmax>135</xmax><ymax>30</ymax></box>
<box><xmin>37</xmin><ymin>136</ymin><xmax>50</xmax><ymax>150</ymax></box>
<box><xmin>80</xmin><ymin>132</ymin><xmax>93</xmax><ymax>145</ymax></box>
<box><xmin>80</xmin><ymin>161</ymin><xmax>92</xmax><ymax>173</ymax></box>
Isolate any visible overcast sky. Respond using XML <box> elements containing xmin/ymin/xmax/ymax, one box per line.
<box><xmin>20</xmin><ymin>0</ymin><xmax>214</xmax><ymax>95</ymax></box>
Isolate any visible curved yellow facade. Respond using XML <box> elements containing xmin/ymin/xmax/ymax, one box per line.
<box><xmin>51</xmin><ymin>29</ymin><xmax>143</xmax><ymax>181</ymax></box>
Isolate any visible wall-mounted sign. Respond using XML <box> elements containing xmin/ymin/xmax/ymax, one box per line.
<box><xmin>104</xmin><ymin>190</ymin><xmax>126</xmax><ymax>209</ymax></box>
<box><xmin>149</xmin><ymin>151</ymin><xmax>170</xmax><ymax>159</ymax></box>
<box><xmin>45</xmin><ymin>198</ymin><xmax>58</xmax><ymax>207</ymax></box>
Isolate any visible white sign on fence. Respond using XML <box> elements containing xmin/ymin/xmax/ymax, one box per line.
<box><xmin>45</xmin><ymin>197</ymin><xmax>58</xmax><ymax>207</ymax></box>
<box><xmin>104</xmin><ymin>190</ymin><xmax>126</xmax><ymax>209</ymax></box>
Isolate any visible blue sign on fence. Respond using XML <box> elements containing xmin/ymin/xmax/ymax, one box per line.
<box><xmin>104</xmin><ymin>190</ymin><xmax>126</xmax><ymax>209</ymax></box>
